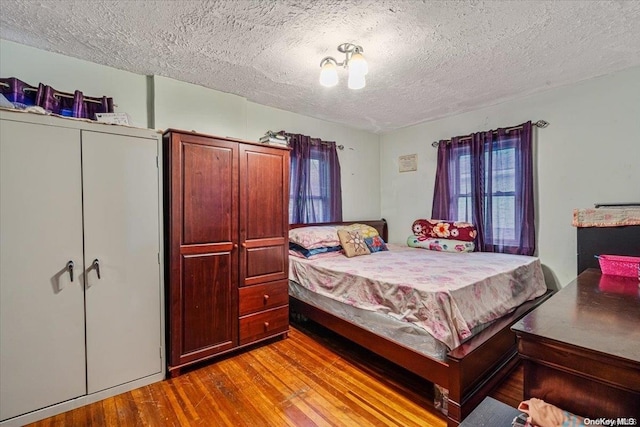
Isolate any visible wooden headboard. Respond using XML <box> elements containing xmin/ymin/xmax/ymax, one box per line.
<box><xmin>290</xmin><ymin>219</ymin><xmax>388</xmax><ymax>242</ymax></box>
<box><xmin>577</xmin><ymin>225</ymin><xmax>640</xmax><ymax>274</ymax></box>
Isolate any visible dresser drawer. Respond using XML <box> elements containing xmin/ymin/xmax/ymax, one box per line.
<box><xmin>239</xmin><ymin>280</ymin><xmax>289</xmax><ymax>316</ymax></box>
<box><xmin>239</xmin><ymin>306</ymin><xmax>289</xmax><ymax>345</ymax></box>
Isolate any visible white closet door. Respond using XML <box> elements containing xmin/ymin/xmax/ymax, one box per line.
<box><xmin>82</xmin><ymin>131</ymin><xmax>162</xmax><ymax>393</ymax></box>
<box><xmin>0</xmin><ymin>121</ymin><xmax>86</xmax><ymax>421</ymax></box>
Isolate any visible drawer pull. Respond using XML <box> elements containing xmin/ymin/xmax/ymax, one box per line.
<box><xmin>264</xmin><ymin>322</ymin><xmax>269</xmax><ymax>330</ymax></box>
<box><xmin>263</xmin><ymin>294</ymin><xmax>270</xmax><ymax>303</ymax></box>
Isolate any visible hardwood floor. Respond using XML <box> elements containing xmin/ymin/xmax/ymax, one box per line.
<box><xmin>28</xmin><ymin>323</ymin><xmax>523</xmax><ymax>427</ymax></box>
<box><xmin>490</xmin><ymin>364</ymin><xmax>524</xmax><ymax>409</ymax></box>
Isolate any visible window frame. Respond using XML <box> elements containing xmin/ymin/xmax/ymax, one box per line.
<box><xmin>450</xmin><ymin>138</ymin><xmax>522</xmax><ymax>248</ymax></box>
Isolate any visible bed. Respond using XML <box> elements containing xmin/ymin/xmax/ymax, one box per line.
<box><xmin>288</xmin><ymin>219</ymin><xmax>553</xmax><ymax>426</ymax></box>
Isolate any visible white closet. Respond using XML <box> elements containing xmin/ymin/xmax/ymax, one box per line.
<box><xmin>0</xmin><ymin>110</ymin><xmax>164</xmax><ymax>425</ymax></box>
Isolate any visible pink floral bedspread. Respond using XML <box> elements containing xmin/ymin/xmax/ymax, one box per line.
<box><xmin>289</xmin><ymin>244</ymin><xmax>547</xmax><ymax>349</ymax></box>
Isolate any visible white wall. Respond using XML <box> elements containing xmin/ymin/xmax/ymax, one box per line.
<box><xmin>0</xmin><ymin>39</ymin><xmax>148</xmax><ymax>128</ymax></box>
<box><xmin>153</xmin><ymin>75</ymin><xmax>247</xmax><ymax>139</ymax></box>
<box><xmin>381</xmin><ymin>66</ymin><xmax>640</xmax><ymax>289</ymax></box>
<box><xmin>0</xmin><ymin>40</ymin><xmax>381</xmax><ymax>220</ymax></box>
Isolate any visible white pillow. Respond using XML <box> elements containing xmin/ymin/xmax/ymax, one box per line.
<box><xmin>289</xmin><ymin>226</ymin><xmax>340</xmax><ymax>249</ymax></box>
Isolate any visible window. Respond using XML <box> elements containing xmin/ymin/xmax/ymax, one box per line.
<box><xmin>432</xmin><ymin>122</ymin><xmax>534</xmax><ymax>255</ymax></box>
<box><xmin>287</xmin><ymin>133</ymin><xmax>342</xmax><ymax>224</ymax></box>
<box><xmin>453</xmin><ymin>141</ymin><xmax>519</xmax><ymax>245</ymax></box>
<box><xmin>289</xmin><ymin>153</ymin><xmax>331</xmax><ymax>221</ymax></box>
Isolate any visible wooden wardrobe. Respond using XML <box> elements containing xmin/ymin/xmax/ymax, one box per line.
<box><xmin>163</xmin><ymin>129</ymin><xmax>290</xmax><ymax>376</ymax></box>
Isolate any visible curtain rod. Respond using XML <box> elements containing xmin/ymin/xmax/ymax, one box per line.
<box><xmin>319</xmin><ymin>141</ymin><xmax>344</xmax><ymax>150</ymax></box>
<box><xmin>300</xmin><ymin>139</ymin><xmax>344</xmax><ymax>150</ymax></box>
<box><xmin>431</xmin><ymin>120</ymin><xmax>549</xmax><ymax>148</ymax></box>
<box><xmin>302</xmin><ymin>138</ymin><xmax>343</xmax><ymax>150</ymax></box>
<box><xmin>277</xmin><ymin>131</ymin><xmax>344</xmax><ymax>150</ymax></box>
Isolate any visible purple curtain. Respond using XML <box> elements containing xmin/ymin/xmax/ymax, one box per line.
<box><xmin>285</xmin><ymin>132</ymin><xmax>342</xmax><ymax>224</ymax></box>
<box><xmin>432</xmin><ymin>121</ymin><xmax>535</xmax><ymax>255</ymax></box>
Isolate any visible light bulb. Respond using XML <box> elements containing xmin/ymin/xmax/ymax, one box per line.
<box><xmin>348</xmin><ymin>72</ymin><xmax>366</xmax><ymax>90</ymax></box>
<box><xmin>319</xmin><ymin>61</ymin><xmax>338</xmax><ymax>87</ymax></box>
<box><xmin>348</xmin><ymin>52</ymin><xmax>368</xmax><ymax>76</ymax></box>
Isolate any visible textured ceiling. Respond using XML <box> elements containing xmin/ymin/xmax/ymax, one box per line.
<box><xmin>1</xmin><ymin>0</ymin><xmax>640</xmax><ymax>133</ymax></box>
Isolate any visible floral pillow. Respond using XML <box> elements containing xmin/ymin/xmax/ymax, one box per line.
<box><xmin>289</xmin><ymin>226</ymin><xmax>340</xmax><ymax>249</ymax></box>
<box><xmin>340</xmin><ymin>223</ymin><xmax>380</xmax><ymax>238</ymax></box>
<box><xmin>407</xmin><ymin>236</ymin><xmax>475</xmax><ymax>253</ymax></box>
<box><xmin>364</xmin><ymin>235</ymin><xmax>388</xmax><ymax>253</ymax></box>
<box><xmin>337</xmin><ymin>229</ymin><xmax>371</xmax><ymax>258</ymax></box>
<box><xmin>411</xmin><ymin>219</ymin><xmax>477</xmax><ymax>242</ymax></box>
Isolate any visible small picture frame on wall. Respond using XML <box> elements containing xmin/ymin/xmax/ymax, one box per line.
<box><xmin>399</xmin><ymin>154</ymin><xmax>417</xmax><ymax>172</ymax></box>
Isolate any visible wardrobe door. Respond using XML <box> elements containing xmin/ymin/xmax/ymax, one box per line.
<box><xmin>166</xmin><ymin>133</ymin><xmax>239</xmax><ymax>369</ymax></box>
<box><xmin>82</xmin><ymin>131</ymin><xmax>162</xmax><ymax>393</ymax></box>
<box><xmin>0</xmin><ymin>121</ymin><xmax>86</xmax><ymax>421</ymax></box>
<box><xmin>238</xmin><ymin>145</ymin><xmax>289</xmax><ymax>287</ymax></box>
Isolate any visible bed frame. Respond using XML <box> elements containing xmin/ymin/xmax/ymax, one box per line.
<box><xmin>289</xmin><ymin>219</ymin><xmax>554</xmax><ymax>426</ymax></box>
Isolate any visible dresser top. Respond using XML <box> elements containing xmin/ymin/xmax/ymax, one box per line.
<box><xmin>512</xmin><ymin>268</ymin><xmax>640</xmax><ymax>363</ymax></box>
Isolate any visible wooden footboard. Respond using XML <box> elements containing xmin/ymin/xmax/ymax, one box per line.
<box><xmin>445</xmin><ymin>289</ymin><xmax>553</xmax><ymax>425</ymax></box>
<box><xmin>290</xmin><ymin>290</ymin><xmax>553</xmax><ymax>426</ymax></box>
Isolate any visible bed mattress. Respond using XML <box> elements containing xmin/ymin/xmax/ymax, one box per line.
<box><xmin>289</xmin><ymin>244</ymin><xmax>547</xmax><ymax>349</ymax></box>
<box><xmin>290</xmin><ymin>279</ymin><xmax>450</xmax><ymax>360</ymax></box>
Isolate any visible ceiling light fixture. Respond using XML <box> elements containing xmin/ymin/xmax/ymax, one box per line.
<box><xmin>319</xmin><ymin>43</ymin><xmax>368</xmax><ymax>90</ymax></box>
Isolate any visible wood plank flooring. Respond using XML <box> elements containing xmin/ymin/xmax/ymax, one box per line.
<box><xmin>490</xmin><ymin>364</ymin><xmax>524</xmax><ymax>409</ymax></box>
<box><xmin>28</xmin><ymin>323</ymin><xmax>522</xmax><ymax>427</ymax></box>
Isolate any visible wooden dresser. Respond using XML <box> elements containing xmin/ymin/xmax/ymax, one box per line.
<box><xmin>163</xmin><ymin>129</ymin><xmax>290</xmax><ymax>376</ymax></box>
<box><xmin>512</xmin><ymin>269</ymin><xmax>640</xmax><ymax>419</ymax></box>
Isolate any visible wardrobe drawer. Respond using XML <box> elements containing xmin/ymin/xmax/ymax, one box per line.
<box><xmin>239</xmin><ymin>306</ymin><xmax>289</xmax><ymax>345</ymax></box>
<box><xmin>239</xmin><ymin>280</ymin><xmax>288</xmax><ymax>316</ymax></box>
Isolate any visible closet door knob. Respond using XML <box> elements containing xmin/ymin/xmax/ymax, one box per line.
<box><xmin>67</xmin><ymin>260</ymin><xmax>75</xmax><ymax>282</ymax></box>
<box><xmin>241</xmin><ymin>243</ymin><xmax>247</xmax><ymax>248</ymax></box>
<box><xmin>93</xmin><ymin>259</ymin><xmax>101</xmax><ymax>279</ymax></box>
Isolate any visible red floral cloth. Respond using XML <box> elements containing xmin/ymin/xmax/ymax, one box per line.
<box><xmin>412</xmin><ymin>219</ymin><xmax>477</xmax><ymax>242</ymax></box>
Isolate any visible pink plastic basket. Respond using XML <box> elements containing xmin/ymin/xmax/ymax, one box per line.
<box><xmin>597</xmin><ymin>255</ymin><xmax>640</xmax><ymax>278</ymax></box>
